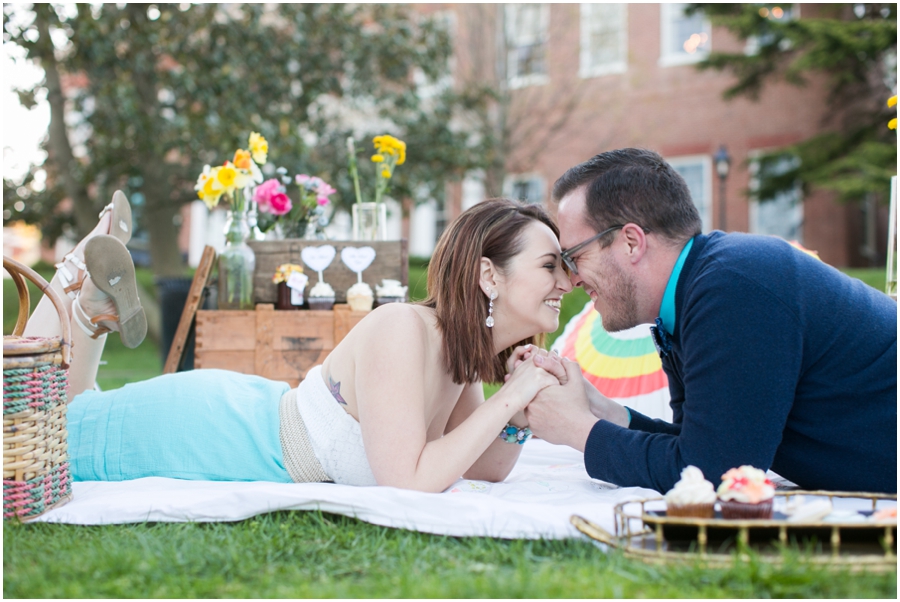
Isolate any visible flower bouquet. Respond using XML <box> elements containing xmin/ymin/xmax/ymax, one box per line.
<box><xmin>195</xmin><ymin>132</ymin><xmax>268</xmax><ymax>212</ymax></box>
<box><xmin>254</xmin><ymin>171</ymin><xmax>336</xmax><ymax>239</ymax></box>
<box><xmin>347</xmin><ymin>134</ymin><xmax>406</xmax><ymax>240</ymax></box>
<box><xmin>195</xmin><ymin>132</ymin><xmax>268</xmax><ymax>309</ymax></box>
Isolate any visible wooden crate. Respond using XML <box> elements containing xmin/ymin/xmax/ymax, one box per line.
<box><xmin>249</xmin><ymin>239</ymin><xmax>408</xmax><ymax>305</ymax></box>
<box><xmin>194</xmin><ymin>304</ymin><xmax>368</xmax><ymax>387</ymax></box>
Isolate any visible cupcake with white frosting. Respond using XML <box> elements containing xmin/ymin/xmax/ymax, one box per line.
<box><xmin>347</xmin><ymin>281</ymin><xmax>374</xmax><ymax>311</ymax></box>
<box><xmin>307</xmin><ymin>281</ymin><xmax>336</xmax><ymax>310</ymax></box>
<box><xmin>664</xmin><ymin>466</ymin><xmax>717</xmax><ymax>518</ymax></box>
<box><xmin>375</xmin><ymin>279</ymin><xmax>408</xmax><ymax>306</ymax></box>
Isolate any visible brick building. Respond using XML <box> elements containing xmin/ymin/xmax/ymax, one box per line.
<box><xmin>409</xmin><ymin>3</ymin><xmax>890</xmax><ymax>267</ymax></box>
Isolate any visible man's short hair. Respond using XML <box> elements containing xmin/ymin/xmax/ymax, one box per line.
<box><xmin>552</xmin><ymin>148</ymin><xmax>702</xmax><ymax>246</ymax></box>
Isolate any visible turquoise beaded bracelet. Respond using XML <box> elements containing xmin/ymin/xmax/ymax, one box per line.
<box><xmin>499</xmin><ymin>423</ymin><xmax>532</xmax><ymax>444</ymax></box>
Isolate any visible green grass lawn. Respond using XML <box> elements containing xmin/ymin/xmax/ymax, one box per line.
<box><xmin>4</xmin><ymin>264</ymin><xmax>895</xmax><ymax>597</ymax></box>
<box><xmin>4</xmin><ymin>510</ymin><xmax>896</xmax><ymax>598</ymax></box>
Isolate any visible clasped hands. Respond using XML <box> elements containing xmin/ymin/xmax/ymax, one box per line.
<box><xmin>503</xmin><ymin>344</ymin><xmax>628</xmax><ymax>452</ymax></box>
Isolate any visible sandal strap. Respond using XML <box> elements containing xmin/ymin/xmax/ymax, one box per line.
<box><xmin>55</xmin><ymin>253</ymin><xmax>88</xmax><ymax>298</ymax></box>
<box><xmin>63</xmin><ymin>281</ymin><xmax>84</xmax><ymax>296</ymax></box>
<box><xmin>72</xmin><ymin>297</ymin><xmax>116</xmax><ymax>340</ymax></box>
<box><xmin>89</xmin><ymin>313</ymin><xmax>119</xmax><ymax>325</ymax></box>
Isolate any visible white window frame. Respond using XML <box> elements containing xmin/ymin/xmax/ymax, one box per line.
<box><xmin>505</xmin><ymin>3</ymin><xmax>550</xmax><ymax>89</ymax></box>
<box><xmin>461</xmin><ymin>169</ymin><xmax>486</xmax><ymax>211</ymax></box>
<box><xmin>747</xmin><ymin>150</ymin><xmax>804</xmax><ymax>243</ymax></box>
<box><xmin>659</xmin><ymin>3</ymin><xmax>711</xmax><ymax>68</ymax></box>
<box><xmin>503</xmin><ymin>172</ymin><xmax>546</xmax><ymax>205</ymax></box>
<box><xmin>579</xmin><ymin>3</ymin><xmax>628</xmax><ymax>79</ymax></box>
<box><xmin>666</xmin><ymin>154</ymin><xmax>713</xmax><ymax>233</ymax></box>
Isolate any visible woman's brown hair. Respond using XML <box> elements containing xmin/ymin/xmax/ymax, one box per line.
<box><xmin>420</xmin><ymin>198</ymin><xmax>560</xmax><ymax>385</ymax></box>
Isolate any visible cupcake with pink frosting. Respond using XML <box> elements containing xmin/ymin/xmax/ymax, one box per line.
<box><xmin>717</xmin><ymin>465</ymin><xmax>775</xmax><ymax>519</ymax></box>
<box><xmin>664</xmin><ymin>466</ymin><xmax>717</xmax><ymax>518</ymax></box>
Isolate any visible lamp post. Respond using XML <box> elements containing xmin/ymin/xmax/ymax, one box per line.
<box><xmin>714</xmin><ymin>145</ymin><xmax>731</xmax><ymax>232</ymax></box>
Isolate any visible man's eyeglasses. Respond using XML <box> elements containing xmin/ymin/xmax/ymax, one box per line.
<box><xmin>560</xmin><ymin>225</ymin><xmax>624</xmax><ymax>275</ymax></box>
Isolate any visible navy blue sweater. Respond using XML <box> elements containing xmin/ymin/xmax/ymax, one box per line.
<box><xmin>584</xmin><ymin>232</ymin><xmax>897</xmax><ymax>494</ymax></box>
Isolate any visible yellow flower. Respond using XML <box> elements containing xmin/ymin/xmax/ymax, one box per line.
<box><xmin>890</xmin><ymin>118</ymin><xmax>897</xmax><ymax>130</ymax></box>
<box><xmin>233</xmin><ymin>148</ymin><xmax>252</xmax><ymax>170</ymax></box>
<box><xmin>195</xmin><ymin>166</ymin><xmax>224</xmax><ymax>209</ymax></box>
<box><xmin>249</xmin><ymin>132</ymin><xmax>268</xmax><ymax>164</ymax></box>
<box><xmin>373</xmin><ymin>135</ymin><xmax>407</xmax><ymax>165</ymax></box>
<box><xmin>889</xmin><ymin>96</ymin><xmax>897</xmax><ymax>108</ymax></box>
<box><xmin>381</xmin><ymin>168</ymin><xmax>391</xmax><ymax>178</ymax></box>
<box><xmin>273</xmin><ymin>263</ymin><xmax>304</xmax><ymax>284</ymax></box>
<box><xmin>217</xmin><ymin>163</ymin><xmax>238</xmax><ymax>191</ymax></box>
<box><xmin>199</xmin><ymin>178</ymin><xmax>223</xmax><ymax>209</ymax></box>
<box><xmin>371</xmin><ymin>154</ymin><xmax>384</xmax><ymax>163</ymax></box>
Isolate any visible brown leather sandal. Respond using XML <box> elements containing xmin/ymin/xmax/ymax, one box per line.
<box><xmin>54</xmin><ymin>191</ymin><xmax>132</xmax><ymax>300</ymax></box>
<box><xmin>75</xmin><ymin>235</ymin><xmax>147</xmax><ymax>349</ymax></box>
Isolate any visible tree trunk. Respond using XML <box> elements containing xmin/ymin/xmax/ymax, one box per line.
<box><xmin>142</xmin><ymin>184</ymin><xmax>186</xmax><ymax>278</ymax></box>
<box><xmin>33</xmin><ymin>4</ymin><xmax>95</xmax><ymax>239</ymax></box>
<box><xmin>127</xmin><ymin>4</ymin><xmax>186</xmax><ymax>279</ymax></box>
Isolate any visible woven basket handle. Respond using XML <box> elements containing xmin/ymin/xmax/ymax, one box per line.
<box><xmin>3</xmin><ymin>256</ymin><xmax>72</xmax><ymax>368</ymax></box>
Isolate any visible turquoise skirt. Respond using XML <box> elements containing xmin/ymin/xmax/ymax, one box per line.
<box><xmin>68</xmin><ymin>370</ymin><xmax>292</xmax><ymax>483</ymax></box>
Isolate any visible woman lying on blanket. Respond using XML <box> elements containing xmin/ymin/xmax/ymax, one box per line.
<box><xmin>27</xmin><ymin>195</ymin><xmax>572</xmax><ymax>493</ymax></box>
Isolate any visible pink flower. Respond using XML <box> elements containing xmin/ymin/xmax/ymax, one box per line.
<box><xmin>296</xmin><ymin>174</ymin><xmax>335</xmax><ymax>206</ymax></box>
<box><xmin>316</xmin><ymin>182</ymin><xmax>336</xmax><ymax>197</ymax></box>
<box><xmin>268</xmin><ymin>192</ymin><xmax>292</xmax><ymax>215</ymax></box>
<box><xmin>254</xmin><ymin>178</ymin><xmax>292</xmax><ymax>216</ymax></box>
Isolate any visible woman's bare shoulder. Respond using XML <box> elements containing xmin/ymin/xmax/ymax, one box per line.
<box><xmin>357</xmin><ymin>303</ymin><xmax>435</xmax><ymax>343</ymax></box>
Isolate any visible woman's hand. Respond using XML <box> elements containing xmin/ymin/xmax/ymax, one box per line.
<box><xmin>497</xmin><ymin>354</ymin><xmax>565</xmax><ymax>415</ymax></box>
<box><xmin>505</xmin><ymin>344</ymin><xmax>568</xmax><ymax>385</ymax></box>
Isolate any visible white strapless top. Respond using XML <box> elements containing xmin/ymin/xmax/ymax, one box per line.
<box><xmin>293</xmin><ymin>365</ymin><xmax>377</xmax><ymax>486</ymax></box>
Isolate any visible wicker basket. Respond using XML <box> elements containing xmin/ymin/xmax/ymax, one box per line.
<box><xmin>3</xmin><ymin>256</ymin><xmax>73</xmax><ymax>521</ymax></box>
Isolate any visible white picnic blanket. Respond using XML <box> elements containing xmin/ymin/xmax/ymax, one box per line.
<box><xmin>35</xmin><ymin>439</ymin><xmax>661</xmax><ymax>538</ymax></box>
<box><xmin>34</xmin><ymin>439</ymin><xmax>891</xmax><ymax>537</ymax></box>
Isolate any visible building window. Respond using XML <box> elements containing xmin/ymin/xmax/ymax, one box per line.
<box><xmin>745</xmin><ymin>4</ymin><xmax>798</xmax><ymax>55</ymax></box>
<box><xmin>503</xmin><ymin>173</ymin><xmax>545</xmax><ymax>205</ymax></box>
<box><xmin>579</xmin><ymin>3</ymin><xmax>627</xmax><ymax>78</ymax></box>
<box><xmin>505</xmin><ymin>3</ymin><xmax>550</xmax><ymax>89</ymax></box>
<box><xmin>749</xmin><ymin>153</ymin><xmax>803</xmax><ymax>242</ymax></box>
<box><xmin>667</xmin><ymin>155</ymin><xmax>713</xmax><ymax>233</ymax></box>
<box><xmin>660</xmin><ymin>3</ymin><xmax>711</xmax><ymax>67</ymax></box>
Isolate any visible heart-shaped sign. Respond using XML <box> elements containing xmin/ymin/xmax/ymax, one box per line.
<box><xmin>301</xmin><ymin>245</ymin><xmax>336</xmax><ymax>273</ymax></box>
<box><xmin>341</xmin><ymin>246</ymin><xmax>376</xmax><ymax>274</ymax></box>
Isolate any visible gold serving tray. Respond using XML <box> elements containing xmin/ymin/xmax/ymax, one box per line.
<box><xmin>571</xmin><ymin>490</ymin><xmax>897</xmax><ymax>571</ymax></box>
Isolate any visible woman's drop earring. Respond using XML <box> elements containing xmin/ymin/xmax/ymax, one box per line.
<box><xmin>485</xmin><ymin>290</ymin><xmax>497</xmax><ymax>328</ymax></box>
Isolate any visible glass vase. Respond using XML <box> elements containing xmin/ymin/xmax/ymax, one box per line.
<box><xmin>352</xmin><ymin>202</ymin><xmax>387</xmax><ymax>241</ymax></box>
<box><xmin>281</xmin><ymin>219</ymin><xmax>307</xmax><ymax>240</ymax></box>
<box><xmin>218</xmin><ymin>209</ymin><xmax>256</xmax><ymax>310</ymax></box>
<box><xmin>247</xmin><ymin>200</ymin><xmax>266</xmax><ymax>241</ymax></box>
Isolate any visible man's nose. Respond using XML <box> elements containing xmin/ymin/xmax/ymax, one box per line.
<box><xmin>567</xmin><ymin>271</ymin><xmax>582</xmax><ymax>289</ymax></box>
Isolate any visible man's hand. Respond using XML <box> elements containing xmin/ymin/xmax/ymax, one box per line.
<box><xmin>524</xmin><ymin>358</ymin><xmax>600</xmax><ymax>452</ymax></box>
